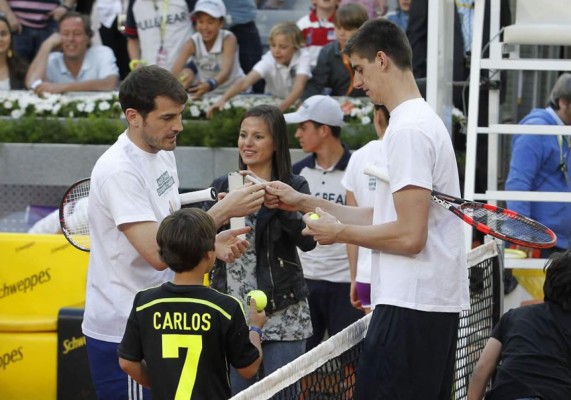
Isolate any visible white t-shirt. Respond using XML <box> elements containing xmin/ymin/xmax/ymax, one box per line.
<box><xmin>370</xmin><ymin>98</ymin><xmax>470</xmax><ymax>313</ymax></box>
<box><xmin>46</xmin><ymin>46</ymin><xmax>119</xmax><ymax>84</ymax></box>
<box><xmin>341</xmin><ymin>139</ymin><xmax>384</xmax><ymax>284</ymax></box>
<box><xmin>82</xmin><ymin>132</ymin><xmax>179</xmax><ymax>342</ymax></box>
<box><xmin>192</xmin><ymin>29</ymin><xmax>245</xmax><ymax>94</ymax></box>
<box><xmin>296</xmin><ymin>155</ymin><xmax>350</xmax><ymax>283</ymax></box>
<box><xmin>253</xmin><ymin>48</ymin><xmax>312</xmax><ymax>98</ymax></box>
<box><xmin>127</xmin><ymin>0</ymin><xmax>193</xmax><ymax>69</ymax></box>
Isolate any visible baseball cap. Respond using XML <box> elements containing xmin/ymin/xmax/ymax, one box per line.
<box><xmin>191</xmin><ymin>0</ymin><xmax>227</xmax><ymax>19</ymax></box>
<box><xmin>283</xmin><ymin>95</ymin><xmax>345</xmax><ymax>127</ymax></box>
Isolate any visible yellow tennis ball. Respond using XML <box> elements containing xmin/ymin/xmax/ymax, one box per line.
<box><xmin>247</xmin><ymin>290</ymin><xmax>267</xmax><ymax>311</ymax></box>
<box><xmin>309</xmin><ymin>213</ymin><xmax>320</xmax><ymax>220</ymax></box>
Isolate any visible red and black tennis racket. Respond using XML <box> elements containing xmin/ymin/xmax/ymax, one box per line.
<box><xmin>364</xmin><ymin>164</ymin><xmax>557</xmax><ymax>249</ymax></box>
<box><xmin>59</xmin><ymin>178</ymin><xmax>218</xmax><ymax>252</ymax></box>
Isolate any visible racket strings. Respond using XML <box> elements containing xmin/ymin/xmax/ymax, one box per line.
<box><xmin>461</xmin><ymin>204</ymin><xmax>555</xmax><ymax>245</ymax></box>
<box><xmin>61</xmin><ymin>180</ymin><xmax>91</xmax><ymax>250</ymax></box>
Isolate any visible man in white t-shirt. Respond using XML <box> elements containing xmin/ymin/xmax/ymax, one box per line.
<box><xmin>24</xmin><ymin>11</ymin><xmax>119</xmax><ymax>95</ymax></box>
<box><xmin>340</xmin><ymin>104</ymin><xmax>389</xmax><ymax>313</ymax></box>
<box><xmin>264</xmin><ymin>19</ymin><xmax>469</xmax><ymax>400</ymax></box>
<box><xmin>284</xmin><ymin>95</ymin><xmax>363</xmax><ymax>352</ymax></box>
<box><xmin>83</xmin><ymin>65</ymin><xmax>266</xmax><ymax>399</ymax></box>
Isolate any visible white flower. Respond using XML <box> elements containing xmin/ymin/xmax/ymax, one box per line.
<box><xmin>3</xmin><ymin>100</ymin><xmax>12</xmax><ymax>109</ymax></box>
<box><xmin>11</xmin><ymin>108</ymin><xmax>24</xmax><ymax>118</ymax></box>
<box><xmin>189</xmin><ymin>105</ymin><xmax>200</xmax><ymax>118</ymax></box>
<box><xmin>361</xmin><ymin>116</ymin><xmax>371</xmax><ymax>125</ymax></box>
<box><xmin>98</xmin><ymin>101</ymin><xmax>110</xmax><ymax>111</ymax></box>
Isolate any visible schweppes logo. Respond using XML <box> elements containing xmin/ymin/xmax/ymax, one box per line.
<box><xmin>0</xmin><ymin>346</ymin><xmax>24</xmax><ymax>370</ymax></box>
<box><xmin>62</xmin><ymin>335</ymin><xmax>86</xmax><ymax>355</ymax></box>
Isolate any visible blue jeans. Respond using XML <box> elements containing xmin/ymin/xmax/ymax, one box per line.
<box><xmin>13</xmin><ymin>21</ymin><xmax>58</xmax><ymax>63</ymax></box>
<box><xmin>86</xmin><ymin>336</ymin><xmax>150</xmax><ymax>400</ymax></box>
<box><xmin>230</xmin><ymin>339</ymin><xmax>306</xmax><ymax>395</ymax></box>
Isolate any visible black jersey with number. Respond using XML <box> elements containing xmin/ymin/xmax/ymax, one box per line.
<box><xmin>118</xmin><ymin>282</ymin><xmax>259</xmax><ymax>400</ymax></box>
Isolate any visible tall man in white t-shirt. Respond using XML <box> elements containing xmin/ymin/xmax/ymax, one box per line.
<box><xmin>284</xmin><ymin>95</ymin><xmax>363</xmax><ymax>352</ymax></box>
<box><xmin>264</xmin><ymin>19</ymin><xmax>469</xmax><ymax>399</ymax></box>
<box><xmin>83</xmin><ymin>65</ymin><xmax>266</xmax><ymax>399</ymax></box>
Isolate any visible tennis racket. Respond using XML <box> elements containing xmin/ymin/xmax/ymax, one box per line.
<box><xmin>363</xmin><ymin>164</ymin><xmax>557</xmax><ymax>249</ymax></box>
<box><xmin>59</xmin><ymin>178</ymin><xmax>218</xmax><ymax>252</ymax></box>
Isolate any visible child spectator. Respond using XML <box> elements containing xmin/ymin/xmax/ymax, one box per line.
<box><xmin>303</xmin><ymin>2</ymin><xmax>368</xmax><ymax>98</ymax></box>
<box><xmin>118</xmin><ymin>208</ymin><xmax>266</xmax><ymax>400</ymax></box>
<box><xmin>207</xmin><ymin>22</ymin><xmax>311</xmax><ymax>115</ymax></box>
<box><xmin>385</xmin><ymin>0</ymin><xmax>410</xmax><ymax>32</ymax></box>
<box><xmin>171</xmin><ymin>0</ymin><xmax>245</xmax><ymax>100</ymax></box>
<box><xmin>296</xmin><ymin>0</ymin><xmax>339</xmax><ymax>67</ymax></box>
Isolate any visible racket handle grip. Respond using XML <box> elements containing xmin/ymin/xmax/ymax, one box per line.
<box><xmin>363</xmin><ymin>164</ymin><xmax>389</xmax><ymax>183</ymax></box>
<box><xmin>180</xmin><ymin>187</ymin><xmax>217</xmax><ymax>205</ymax></box>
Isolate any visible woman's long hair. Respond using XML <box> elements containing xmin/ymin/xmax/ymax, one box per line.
<box><xmin>0</xmin><ymin>15</ymin><xmax>28</xmax><ymax>89</ymax></box>
<box><xmin>238</xmin><ymin>105</ymin><xmax>292</xmax><ymax>184</ymax></box>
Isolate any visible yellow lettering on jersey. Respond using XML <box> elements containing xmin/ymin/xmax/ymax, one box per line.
<box><xmin>152</xmin><ymin>312</ymin><xmax>213</xmax><ymax>331</ymax></box>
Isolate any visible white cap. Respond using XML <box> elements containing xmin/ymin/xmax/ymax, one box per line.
<box><xmin>191</xmin><ymin>0</ymin><xmax>227</xmax><ymax>19</ymax></box>
<box><xmin>283</xmin><ymin>95</ymin><xmax>345</xmax><ymax>127</ymax></box>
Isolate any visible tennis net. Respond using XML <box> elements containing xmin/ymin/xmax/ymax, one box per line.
<box><xmin>231</xmin><ymin>241</ymin><xmax>502</xmax><ymax>400</ymax></box>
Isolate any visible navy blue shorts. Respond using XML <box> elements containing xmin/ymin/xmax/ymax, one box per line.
<box><xmin>354</xmin><ymin>305</ymin><xmax>460</xmax><ymax>400</ymax></box>
<box><xmin>86</xmin><ymin>336</ymin><xmax>150</xmax><ymax>400</ymax></box>
<box><xmin>305</xmin><ymin>279</ymin><xmax>364</xmax><ymax>351</ymax></box>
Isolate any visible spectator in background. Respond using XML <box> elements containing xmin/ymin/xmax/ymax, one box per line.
<box><xmin>124</xmin><ymin>0</ymin><xmax>196</xmax><ymax>70</ymax></box>
<box><xmin>25</xmin><ymin>12</ymin><xmax>119</xmax><ymax>95</ymax></box>
<box><xmin>505</xmin><ymin>73</ymin><xmax>571</xmax><ymax>258</ymax></box>
<box><xmin>0</xmin><ymin>14</ymin><xmax>28</xmax><ymax>89</ymax></box>
<box><xmin>284</xmin><ymin>95</ymin><xmax>364</xmax><ymax>352</ymax></box>
<box><xmin>341</xmin><ymin>104</ymin><xmax>389</xmax><ymax>314</ymax></box>
<box><xmin>204</xmin><ymin>105</ymin><xmax>316</xmax><ymax>395</ymax></box>
<box><xmin>95</xmin><ymin>0</ymin><xmax>130</xmax><ymax>80</ymax></box>
<box><xmin>223</xmin><ymin>0</ymin><xmax>264</xmax><ymax>93</ymax></box>
<box><xmin>0</xmin><ymin>0</ymin><xmax>75</xmax><ymax>63</ymax></box>
<box><xmin>171</xmin><ymin>0</ymin><xmax>245</xmax><ymax>100</ymax></box>
<box><xmin>385</xmin><ymin>0</ymin><xmax>410</xmax><ymax>32</ymax></box>
<box><xmin>207</xmin><ymin>22</ymin><xmax>311</xmax><ymax>115</ymax></box>
<box><xmin>340</xmin><ymin>0</ymin><xmax>388</xmax><ymax>19</ymax></box>
<box><xmin>303</xmin><ymin>2</ymin><xmax>367</xmax><ymax>98</ymax></box>
<box><xmin>297</xmin><ymin>0</ymin><xmax>339</xmax><ymax>67</ymax></box>
<box><xmin>467</xmin><ymin>250</ymin><xmax>571</xmax><ymax>400</ymax></box>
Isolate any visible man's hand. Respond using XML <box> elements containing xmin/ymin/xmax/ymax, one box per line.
<box><xmin>349</xmin><ymin>280</ymin><xmax>363</xmax><ymax>311</ymax></box>
<box><xmin>247</xmin><ymin>298</ymin><xmax>267</xmax><ymax>329</ymax></box>
<box><xmin>218</xmin><ymin>183</ymin><xmax>265</xmax><ymax>218</ymax></box>
<box><xmin>5</xmin><ymin>11</ymin><xmax>21</xmax><ymax>33</ymax></box>
<box><xmin>263</xmin><ymin>181</ymin><xmax>302</xmax><ymax>212</ymax></box>
<box><xmin>301</xmin><ymin>207</ymin><xmax>343</xmax><ymax>245</ymax></box>
<box><xmin>215</xmin><ymin>226</ymin><xmax>251</xmax><ymax>263</ymax></box>
<box><xmin>48</xmin><ymin>5</ymin><xmax>70</xmax><ymax>21</ymax></box>
<box><xmin>33</xmin><ymin>81</ymin><xmax>67</xmax><ymax>95</ymax></box>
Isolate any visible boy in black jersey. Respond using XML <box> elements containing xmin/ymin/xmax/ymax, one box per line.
<box><xmin>118</xmin><ymin>208</ymin><xmax>266</xmax><ymax>399</ymax></box>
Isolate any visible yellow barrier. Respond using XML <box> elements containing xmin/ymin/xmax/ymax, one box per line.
<box><xmin>512</xmin><ymin>268</ymin><xmax>545</xmax><ymax>300</ymax></box>
<box><xmin>0</xmin><ymin>331</ymin><xmax>57</xmax><ymax>400</ymax></box>
<box><xmin>0</xmin><ymin>233</ymin><xmax>89</xmax><ymax>331</ymax></box>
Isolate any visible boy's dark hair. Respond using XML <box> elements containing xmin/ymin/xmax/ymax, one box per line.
<box><xmin>543</xmin><ymin>250</ymin><xmax>571</xmax><ymax>310</ymax></box>
<box><xmin>58</xmin><ymin>11</ymin><xmax>93</xmax><ymax>38</ymax></box>
<box><xmin>156</xmin><ymin>208</ymin><xmax>216</xmax><ymax>273</ymax></box>
<box><xmin>119</xmin><ymin>65</ymin><xmax>188</xmax><ymax>118</ymax></box>
<box><xmin>238</xmin><ymin>105</ymin><xmax>292</xmax><ymax>183</ymax></box>
<box><xmin>311</xmin><ymin>121</ymin><xmax>342</xmax><ymax>139</ymax></box>
<box><xmin>343</xmin><ymin>18</ymin><xmax>412</xmax><ymax>70</ymax></box>
<box><xmin>334</xmin><ymin>3</ymin><xmax>369</xmax><ymax>31</ymax></box>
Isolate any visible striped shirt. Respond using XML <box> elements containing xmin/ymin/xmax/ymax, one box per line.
<box><xmin>8</xmin><ymin>0</ymin><xmax>60</xmax><ymax>29</ymax></box>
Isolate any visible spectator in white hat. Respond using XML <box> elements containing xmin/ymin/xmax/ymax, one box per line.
<box><xmin>284</xmin><ymin>95</ymin><xmax>364</xmax><ymax>353</ymax></box>
<box><xmin>171</xmin><ymin>0</ymin><xmax>245</xmax><ymax>100</ymax></box>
